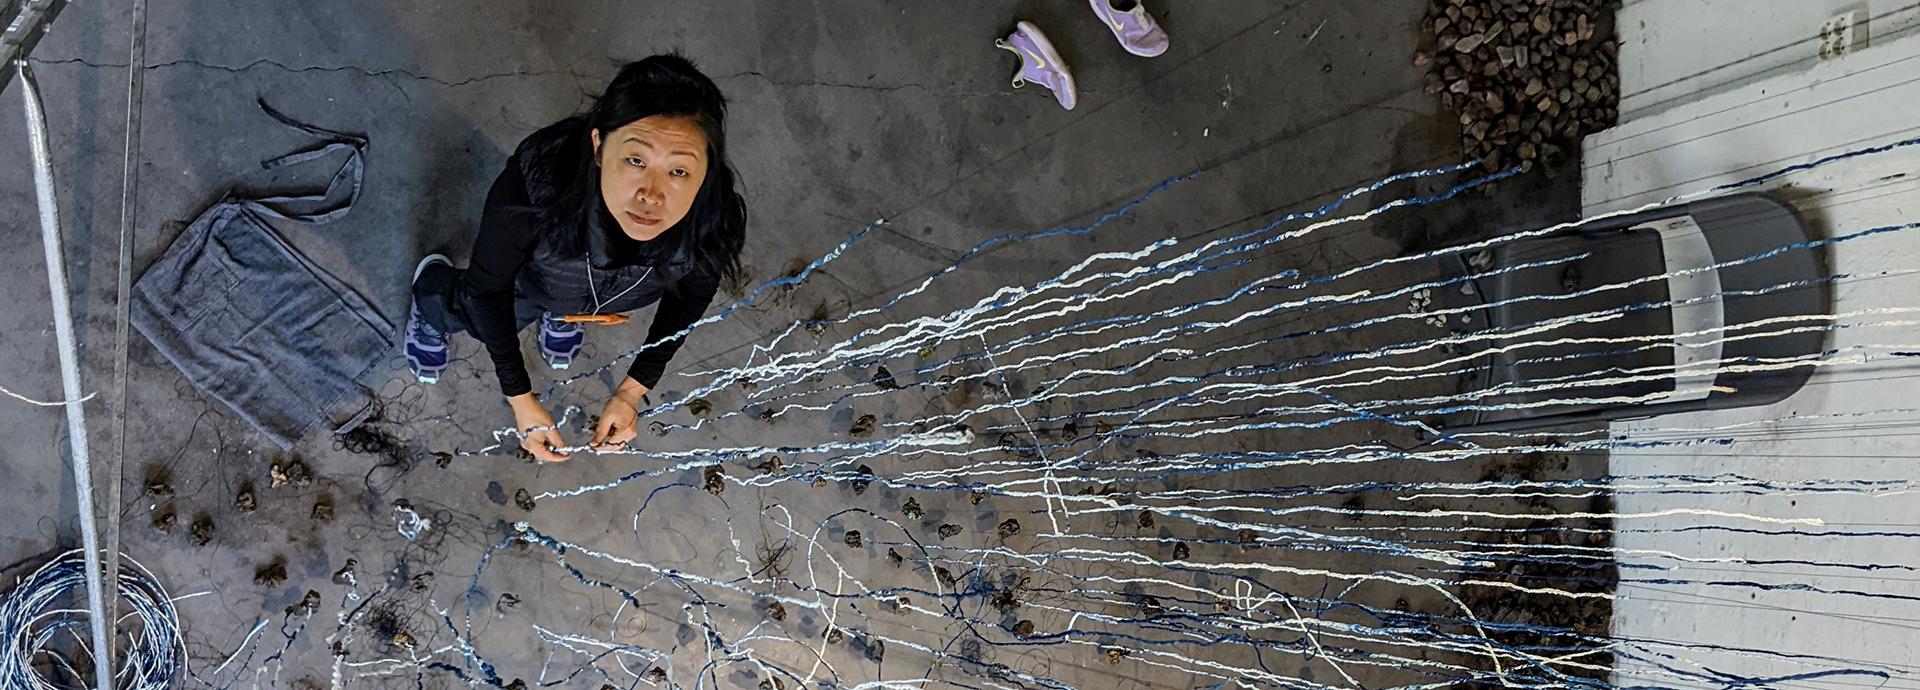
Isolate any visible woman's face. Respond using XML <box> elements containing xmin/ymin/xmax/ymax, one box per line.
<box><xmin>591</xmin><ymin>115</ymin><xmax>710</xmax><ymax>242</ymax></box>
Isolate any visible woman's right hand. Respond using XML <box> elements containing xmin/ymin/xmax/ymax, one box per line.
<box><xmin>508</xmin><ymin>394</ymin><xmax>571</xmax><ymax>463</ymax></box>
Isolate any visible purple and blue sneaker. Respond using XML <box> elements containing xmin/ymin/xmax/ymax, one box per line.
<box><xmin>1089</xmin><ymin>0</ymin><xmax>1170</xmax><ymax>57</ymax></box>
<box><xmin>405</xmin><ymin>254</ymin><xmax>452</xmax><ymax>384</ymax></box>
<box><xmin>539</xmin><ymin>312</ymin><xmax>584</xmax><ymax>370</ymax></box>
<box><xmin>996</xmin><ymin>21</ymin><xmax>1078</xmax><ymax>110</ymax></box>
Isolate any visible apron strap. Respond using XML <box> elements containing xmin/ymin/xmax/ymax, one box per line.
<box><xmin>240</xmin><ymin>98</ymin><xmax>367</xmax><ymax>225</ymax></box>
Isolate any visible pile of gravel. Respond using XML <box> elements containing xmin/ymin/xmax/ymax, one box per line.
<box><xmin>1417</xmin><ymin>0</ymin><xmax>1623</xmax><ymax>172</ymax></box>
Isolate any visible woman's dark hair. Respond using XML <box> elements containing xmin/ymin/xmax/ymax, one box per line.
<box><xmin>515</xmin><ymin>54</ymin><xmax>746</xmax><ymax>287</ymax></box>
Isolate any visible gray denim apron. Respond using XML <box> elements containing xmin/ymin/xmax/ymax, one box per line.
<box><xmin>130</xmin><ymin>101</ymin><xmax>391</xmax><ymax>449</ymax></box>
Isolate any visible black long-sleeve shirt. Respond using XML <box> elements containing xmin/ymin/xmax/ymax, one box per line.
<box><xmin>464</xmin><ymin>157</ymin><xmax>718</xmax><ymax>397</ymax></box>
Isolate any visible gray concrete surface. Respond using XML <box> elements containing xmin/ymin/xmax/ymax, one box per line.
<box><xmin>0</xmin><ymin>1</ymin><xmax>1587</xmax><ymax>688</ymax></box>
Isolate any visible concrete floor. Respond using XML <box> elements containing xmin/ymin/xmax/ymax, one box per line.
<box><xmin>0</xmin><ymin>1</ymin><xmax>1587</xmax><ymax>688</ymax></box>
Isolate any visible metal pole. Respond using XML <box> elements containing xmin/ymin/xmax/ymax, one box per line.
<box><xmin>17</xmin><ymin>58</ymin><xmax>115</xmax><ymax>690</ymax></box>
<box><xmin>105</xmin><ymin>0</ymin><xmax>150</xmax><ymax>661</ymax></box>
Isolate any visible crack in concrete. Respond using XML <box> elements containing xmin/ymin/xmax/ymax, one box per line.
<box><xmin>31</xmin><ymin>58</ymin><xmax>1030</xmax><ymax>97</ymax></box>
<box><xmin>715</xmin><ymin>68</ymin><xmax>1021</xmax><ymax>97</ymax></box>
<box><xmin>29</xmin><ymin>55</ymin><xmax>580</xmax><ymax>88</ymax></box>
<box><xmin>26</xmin><ymin>57</ymin><xmax>133</xmax><ymax>68</ymax></box>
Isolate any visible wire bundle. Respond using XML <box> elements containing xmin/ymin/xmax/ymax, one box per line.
<box><xmin>0</xmin><ymin>551</ymin><xmax>180</xmax><ymax>690</ymax></box>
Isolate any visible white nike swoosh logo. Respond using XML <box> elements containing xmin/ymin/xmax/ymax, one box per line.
<box><xmin>1022</xmin><ymin>47</ymin><xmax>1047</xmax><ymax>71</ymax></box>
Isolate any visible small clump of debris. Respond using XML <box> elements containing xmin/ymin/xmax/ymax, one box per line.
<box><xmin>254</xmin><ymin>558</ymin><xmax>288</xmax><ymax>587</ymax></box>
<box><xmin>900</xmin><ymin>497</ymin><xmax>923</xmax><ymax>520</ymax></box>
<box><xmin>286</xmin><ymin>589</ymin><xmax>320</xmax><ymax>616</ymax></box>
<box><xmin>496</xmin><ymin>592</ymin><xmax>521</xmax><ymax>613</ymax></box>
<box><xmin>937</xmin><ymin>524</ymin><xmax>963</xmax><ymax>540</ymax></box>
<box><xmin>1172</xmin><ymin>542</ymin><xmax>1190</xmax><ymax>560</ymax></box>
<box><xmin>409</xmin><ymin>572</ymin><xmax>434</xmax><ymax>593</ymax></box>
<box><xmin>311</xmin><ymin>498</ymin><xmax>333</xmax><ymax>522</ymax></box>
<box><xmin>189</xmin><ymin>514</ymin><xmax>215</xmax><ymax>546</ymax></box>
<box><xmin>803</xmin><ymin>300</ymin><xmax>830</xmax><ymax>334</ymax></box>
<box><xmin>144</xmin><ymin>471</ymin><xmax>173</xmax><ymax>498</ymax></box>
<box><xmin>1012</xmin><ymin>619</ymin><xmax>1036</xmax><ymax>637</ymax></box>
<box><xmin>1236</xmin><ymin>528</ymin><xmax>1260</xmax><ymax>550</ymax></box>
<box><xmin>853</xmin><ymin>633</ymin><xmax>885</xmax><ymax>662</ymax></box>
<box><xmin>1410</xmin><ymin>288</ymin><xmax>1453</xmax><ymax>329</ymax></box>
<box><xmin>849</xmin><ymin>414</ymin><xmax>876</xmax><ymax>438</ymax></box>
<box><xmin>646</xmin><ymin>668</ymin><xmax>668</xmax><ymax>683</ymax></box>
<box><xmin>331</xmin><ymin>559</ymin><xmax>358</xmax><ymax>587</ymax></box>
<box><xmin>843</xmin><ymin>530</ymin><xmax>863</xmax><ymax>548</ymax></box>
<box><xmin>885</xmin><ymin>548</ymin><xmax>903</xmax><ymax>566</ymax></box>
<box><xmin>765</xmin><ymin>600</ymin><xmax>786</xmax><ymax>621</ymax></box>
<box><xmin>1103</xmin><ymin>646</ymin><xmax>1129</xmax><ymax>665</ymax></box>
<box><xmin>1137</xmin><ymin>510</ymin><xmax>1155</xmax><ymax>529</ymax></box>
<box><xmin>752</xmin><ymin>456</ymin><xmax>782</xmax><ymax>474</ymax></box>
<box><xmin>998</xmin><ymin>432</ymin><xmax>1038</xmax><ymax>459</ymax></box>
<box><xmin>234</xmin><ymin>483</ymin><xmax>257</xmax><ymax>513</ymax></box>
<box><xmin>871</xmin><ymin>366</ymin><xmax>901</xmax><ymax>390</ymax></box>
<box><xmin>997</xmin><ymin>519</ymin><xmax>1021</xmax><ymax>538</ymax></box>
<box><xmin>393</xmin><ymin>500</ymin><xmax>431</xmax><ymax>540</ymax></box>
<box><xmin>933</xmin><ymin>567</ymin><xmax>957</xmax><ymax>587</ymax></box>
<box><xmin>514</xmin><ymin>488</ymin><xmax>536</xmax><ymax>512</ymax></box>
<box><xmin>686</xmin><ymin>398</ymin><xmax>712</xmax><ymax>416</ymax></box>
<box><xmin>990</xmin><ymin>592</ymin><xmax>1017</xmax><ymax>617</ymax></box>
<box><xmin>1341</xmin><ymin>492</ymin><xmax>1370</xmax><ymax>521</ymax></box>
<box><xmin>270</xmin><ymin>456</ymin><xmax>313</xmax><ymax>489</ymax></box>
<box><xmin>849</xmin><ymin>465</ymin><xmax>873</xmax><ymax>495</ymax></box>
<box><xmin>335</xmin><ymin>417</ymin><xmax>415</xmax><ymax>469</ymax></box>
<box><xmin>969</xmin><ymin>489</ymin><xmax>988</xmax><ymax>505</ymax></box>
<box><xmin>151</xmin><ymin>506</ymin><xmax>175</xmax><ymax>534</ymax></box>
<box><xmin>703</xmin><ymin>465</ymin><xmax>727</xmax><ymax>495</ymax></box>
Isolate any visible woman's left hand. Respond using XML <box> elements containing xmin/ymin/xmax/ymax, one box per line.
<box><xmin>592</xmin><ymin>377</ymin><xmax>650</xmax><ymax>451</ymax></box>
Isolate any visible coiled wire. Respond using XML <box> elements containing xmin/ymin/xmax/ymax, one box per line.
<box><xmin>0</xmin><ymin>551</ymin><xmax>180</xmax><ymax>690</ymax></box>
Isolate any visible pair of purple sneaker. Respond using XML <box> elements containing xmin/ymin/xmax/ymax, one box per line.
<box><xmin>996</xmin><ymin>0</ymin><xmax>1171</xmax><ymax>111</ymax></box>
<box><xmin>404</xmin><ymin>254</ymin><xmax>584</xmax><ymax>384</ymax></box>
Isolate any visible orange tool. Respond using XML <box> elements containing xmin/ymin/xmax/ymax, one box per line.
<box><xmin>559</xmin><ymin>313</ymin><xmax>631</xmax><ymax>326</ymax></box>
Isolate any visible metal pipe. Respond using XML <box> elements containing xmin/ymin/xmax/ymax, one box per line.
<box><xmin>17</xmin><ymin>58</ymin><xmax>114</xmax><ymax>690</ymax></box>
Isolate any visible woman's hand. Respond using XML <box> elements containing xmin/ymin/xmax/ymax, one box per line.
<box><xmin>508</xmin><ymin>394</ymin><xmax>571</xmax><ymax>463</ymax></box>
<box><xmin>592</xmin><ymin>377</ymin><xmax>649</xmax><ymax>451</ymax></box>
